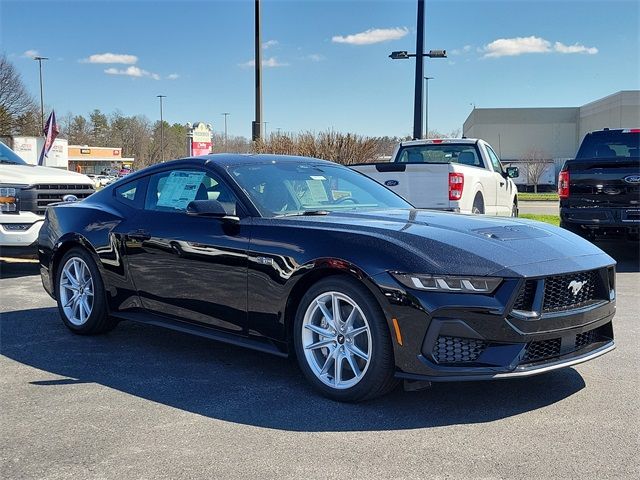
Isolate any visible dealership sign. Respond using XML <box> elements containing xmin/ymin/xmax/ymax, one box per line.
<box><xmin>190</xmin><ymin>122</ymin><xmax>212</xmax><ymax>156</ymax></box>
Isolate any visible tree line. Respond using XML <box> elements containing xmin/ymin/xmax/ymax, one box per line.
<box><xmin>1</xmin><ymin>53</ymin><xmax>460</xmax><ymax>167</ymax></box>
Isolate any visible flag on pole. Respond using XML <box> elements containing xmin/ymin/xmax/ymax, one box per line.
<box><xmin>38</xmin><ymin>110</ymin><xmax>60</xmax><ymax>166</ymax></box>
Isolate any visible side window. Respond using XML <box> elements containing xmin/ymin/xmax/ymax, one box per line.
<box><xmin>485</xmin><ymin>146</ymin><xmax>504</xmax><ymax>173</ymax></box>
<box><xmin>144</xmin><ymin>169</ymin><xmax>238</xmax><ymax>215</ymax></box>
<box><xmin>114</xmin><ymin>179</ymin><xmax>144</xmax><ymax>208</ymax></box>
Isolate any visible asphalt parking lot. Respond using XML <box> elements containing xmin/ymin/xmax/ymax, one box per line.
<box><xmin>1</xmin><ymin>242</ymin><xmax>638</xmax><ymax>480</ymax></box>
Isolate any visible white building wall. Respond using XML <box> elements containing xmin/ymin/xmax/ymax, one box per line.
<box><xmin>578</xmin><ymin>91</ymin><xmax>640</xmax><ymax>141</ymax></box>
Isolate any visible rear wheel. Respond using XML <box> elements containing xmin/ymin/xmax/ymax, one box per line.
<box><xmin>56</xmin><ymin>248</ymin><xmax>117</xmax><ymax>335</ymax></box>
<box><xmin>511</xmin><ymin>202</ymin><xmax>518</xmax><ymax>217</ymax></box>
<box><xmin>472</xmin><ymin>194</ymin><xmax>485</xmax><ymax>215</ymax></box>
<box><xmin>293</xmin><ymin>276</ymin><xmax>398</xmax><ymax>402</ymax></box>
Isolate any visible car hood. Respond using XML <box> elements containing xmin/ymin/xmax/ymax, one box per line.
<box><xmin>282</xmin><ymin>209</ymin><xmax>614</xmax><ymax>277</ymax></box>
<box><xmin>0</xmin><ymin>164</ymin><xmax>94</xmax><ymax>186</ymax></box>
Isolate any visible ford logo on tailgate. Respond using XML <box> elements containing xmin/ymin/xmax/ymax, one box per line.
<box><xmin>624</xmin><ymin>175</ymin><xmax>640</xmax><ymax>184</ymax></box>
<box><xmin>385</xmin><ymin>180</ymin><xmax>399</xmax><ymax>187</ymax></box>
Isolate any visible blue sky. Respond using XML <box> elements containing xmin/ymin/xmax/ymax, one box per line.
<box><xmin>2</xmin><ymin>0</ymin><xmax>639</xmax><ymax>138</ymax></box>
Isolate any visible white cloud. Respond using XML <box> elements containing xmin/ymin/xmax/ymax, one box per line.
<box><xmin>83</xmin><ymin>53</ymin><xmax>138</xmax><ymax>64</ymax></box>
<box><xmin>167</xmin><ymin>73</ymin><xmax>180</xmax><ymax>80</ymax></box>
<box><xmin>104</xmin><ymin>66</ymin><xmax>159</xmax><ymax>79</ymax></box>
<box><xmin>331</xmin><ymin>27</ymin><xmax>408</xmax><ymax>45</ymax></box>
<box><xmin>554</xmin><ymin>41</ymin><xmax>598</xmax><ymax>55</ymax></box>
<box><xmin>22</xmin><ymin>49</ymin><xmax>39</xmax><ymax>58</ymax></box>
<box><xmin>239</xmin><ymin>57</ymin><xmax>289</xmax><ymax>68</ymax></box>
<box><xmin>307</xmin><ymin>54</ymin><xmax>325</xmax><ymax>62</ymax></box>
<box><xmin>482</xmin><ymin>36</ymin><xmax>551</xmax><ymax>58</ymax></box>
<box><xmin>262</xmin><ymin>40</ymin><xmax>279</xmax><ymax>49</ymax></box>
<box><xmin>482</xmin><ymin>36</ymin><xmax>598</xmax><ymax>58</ymax></box>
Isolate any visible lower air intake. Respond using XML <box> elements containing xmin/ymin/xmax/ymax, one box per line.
<box><xmin>432</xmin><ymin>336</ymin><xmax>486</xmax><ymax>364</ymax></box>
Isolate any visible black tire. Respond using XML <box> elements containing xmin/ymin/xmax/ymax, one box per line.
<box><xmin>472</xmin><ymin>194</ymin><xmax>485</xmax><ymax>215</ymax></box>
<box><xmin>55</xmin><ymin>247</ymin><xmax>117</xmax><ymax>335</ymax></box>
<box><xmin>293</xmin><ymin>275</ymin><xmax>398</xmax><ymax>402</ymax></box>
<box><xmin>511</xmin><ymin>202</ymin><xmax>518</xmax><ymax>217</ymax></box>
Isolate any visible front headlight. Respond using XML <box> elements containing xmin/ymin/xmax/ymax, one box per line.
<box><xmin>391</xmin><ymin>272</ymin><xmax>502</xmax><ymax>294</ymax></box>
<box><xmin>0</xmin><ymin>187</ymin><xmax>19</xmax><ymax>213</ymax></box>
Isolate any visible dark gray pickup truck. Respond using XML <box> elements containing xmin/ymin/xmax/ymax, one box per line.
<box><xmin>559</xmin><ymin>128</ymin><xmax>640</xmax><ymax>240</ymax></box>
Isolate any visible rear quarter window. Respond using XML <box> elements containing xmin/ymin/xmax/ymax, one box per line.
<box><xmin>114</xmin><ymin>178</ymin><xmax>146</xmax><ymax>208</ymax></box>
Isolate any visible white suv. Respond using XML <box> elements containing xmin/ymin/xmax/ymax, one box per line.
<box><xmin>0</xmin><ymin>141</ymin><xmax>95</xmax><ymax>254</ymax></box>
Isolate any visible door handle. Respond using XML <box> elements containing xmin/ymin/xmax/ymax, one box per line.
<box><xmin>125</xmin><ymin>230</ymin><xmax>151</xmax><ymax>242</ymax></box>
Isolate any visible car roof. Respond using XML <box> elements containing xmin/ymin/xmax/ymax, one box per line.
<box><xmin>400</xmin><ymin>138</ymin><xmax>479</xmax><ymax>146</ymax></box>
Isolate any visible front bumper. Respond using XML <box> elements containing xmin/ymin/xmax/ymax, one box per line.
<box><xmin>0</xmin><ymin>212</ymin><xmax>44</xmax><ymax>249</ymax></box>
<box><xmin>373</xmin><ymin>269</ymin><xmax>616</xmax><ymax>382</ymax></box>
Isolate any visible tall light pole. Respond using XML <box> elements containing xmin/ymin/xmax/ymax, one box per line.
<box><xmin>424</xmin><ymin>76</ymin><xmax>434</xmax><ymax>138</ymax></box>
<box><xmin>157</xmin><ymin>95</ymin><xmax>166</xmax><ymax>162</ymax></box>
<box><xmin>33</xmin><ymin>56</ymin><xmax>49</xmax><ymax>131</ymax></box>
<box><xmin>252</xmin><ymin>0</ymin><xmax>263</xmax><ymax>141</ymax></box>
<box><xmin>389</xmin><ymin>0</ymin><xmax>446</xmax><ymax>139</ymax></box>
<box><xmin>221</xmin><ymin>112</ymin><xmax>230</xmax><ymax>148</ymax></box>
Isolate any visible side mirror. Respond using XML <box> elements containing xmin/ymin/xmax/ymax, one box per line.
<box><xmin>506</xmin><ymin>166</ymin><xmax>519</xmax><ymax>179</ymax></box>
<box><xmin>186</xmin><ymin>200</ymin><xmax>239</xmax><ymax>222</ymax></box>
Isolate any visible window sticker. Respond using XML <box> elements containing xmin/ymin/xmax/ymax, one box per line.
<box><xmin>305</xmin><ymin>179</ymin><xmax>329</xmax><ymax>202</ymax></box>
<box><xmin>156</xmin><ymin>171</ymin><xmax>206</xmax><ymax>210</ymax></box>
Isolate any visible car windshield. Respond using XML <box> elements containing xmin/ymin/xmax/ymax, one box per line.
<box><xmin>0</xmin><ymin>142</ymin><xmax>28</xmax><ymax>165</ymax></box>
<box><xmin>396</xmin><ymin>144</ymin><xmax>484</xmax><ymax>167</ymax></box>
<box><xmin>229</xmin><ymin>161</ymin><xmax>412</xmax><ymax>217</ymax></box>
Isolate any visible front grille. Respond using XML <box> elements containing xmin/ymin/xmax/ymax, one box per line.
<box><xmin>521</xmin><ymin>325</ymin><xmax>610</xmax><ymax>364</ymax></box>
<box><xmin>575</xmin><ymin>330</ymin><xmax>598</xmax><ymax>350</ymax></box>
<box><xmin>432</xmin><ymin>336</ymin><xmax>486</xmax><ymax>364</ymax></box>
<box><xmin>542</xmin><ymin>270</ymin><xmax>602</xmax><ymax>312</ymax></box>
<box><xmin>513</xmin><ymin>280</ymin><xmax>537</xmax><ymax>311</ymax></box>
<box><xmin>19</xmin><ymin>184</ymin><xmax>94</xmax><ymax>215</ymax></box>
<box><xmin>523</xmin><ymin>338</ymin><xmax>561</xmax><ymax>362</ymax></box>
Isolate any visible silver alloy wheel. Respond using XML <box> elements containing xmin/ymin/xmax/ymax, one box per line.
<box><xmin>301</xmin><ymin>291</ymin><xmax>372</xmax><ymax>389</ymax></box>
<box><xmin>59</xmin><ymin>257</ymin><xmax>94</xmax><ymax>326</ymax></box>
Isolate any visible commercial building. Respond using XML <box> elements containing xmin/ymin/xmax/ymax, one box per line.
<box><xmin>0</xmin><ymin>136</ymin><xmax>68</xmax><ymax>169</ymax></box>
<box><xmin>462</xmin><ymin>91</ymin><xmax>640</xmax><ymax>188</ymax></box>
<box><xmin>68</xmin><ymin>146</ymin><xmax>134</xmax><ymax>175</ymax></box>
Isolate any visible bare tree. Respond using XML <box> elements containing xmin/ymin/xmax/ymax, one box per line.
<box><xmin>522</xmin><ymin>147</ymin><xmax>550</xmax><ymax>193</ymax></box>
<box><xmin>0</xmin><ymin>54</ymin><xmax>39</xmax><ymax>135</ymax></box>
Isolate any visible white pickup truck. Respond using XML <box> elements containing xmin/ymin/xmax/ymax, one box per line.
<box><xmin>0</xmin><ymin>141</ymin><xmax>94</xmax><ymax>254</ymax></box>
<box><xmin>352</xmin><ymin>138</ymin><xmax>520</xmax><ymax>216</ymax></box>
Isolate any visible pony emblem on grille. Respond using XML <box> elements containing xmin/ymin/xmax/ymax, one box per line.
<box><xmin>568</xmin><ymin>280</ymin><xmax>586</xmax><ymax>296</ymax></box>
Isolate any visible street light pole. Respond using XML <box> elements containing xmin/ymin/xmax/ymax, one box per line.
<box><xmin>33</xmin><ymin>56</ymin><xmax>49</xmax><ymax>131</ymax></box>
<box><xmin>263</xmin><ymin>121</ymin><xmax>268</xmax><ymax>138</ymax></box>
<box><xmin>413</xmin><ymin>0</ymin><xmax>425</xmax><ymax>139</ymax></box>
<box><xmin>252</xmin><ymin>0</ymin><xmax>263</xmax><ymax>141</ymax></box>
<box><xmin>222</xmin><ymin>113</ymin><xmax>230</xmax><ymax>148</ymax></box>
<box><xmin>157</xmin><ymin>95</ymin><xmax>166</xmax><ymax>162</ymax></box>
<box><xmin>424</xmin><ymin>76</ymin><xmax>434</xmax><ymax>138</ymax></box>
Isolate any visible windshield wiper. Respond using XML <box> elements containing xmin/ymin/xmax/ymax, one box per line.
<box><xmin>275</xmin><ymin>210</ymin><xmax>331</xmax><ymax>217</ymax></box>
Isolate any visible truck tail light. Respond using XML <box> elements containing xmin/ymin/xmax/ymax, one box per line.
<box><xmin>558</xmin><ymin>170</ymin><xmax>570</xmax><ymax>198</ymax></box>
<box><xmin>449</xmin><ymin>173</ymin><xmax>464</xmax><ymax>201</ymax></box>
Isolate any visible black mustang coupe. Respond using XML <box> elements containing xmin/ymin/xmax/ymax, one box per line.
<box><xmin>38</xmin><ymin>155</ymin><xmax>616</xmax><ymax>401</ymax></box>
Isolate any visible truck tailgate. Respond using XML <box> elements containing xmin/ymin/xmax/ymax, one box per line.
<box><xmin>567</xmin><ymin>158</ymin><xmax>640</xmax><ymax>208</ymax></box>
<box><xmin>351</xmin><ymin>163</ymin><xmax>451</xmax><ymax>209</ymax></box>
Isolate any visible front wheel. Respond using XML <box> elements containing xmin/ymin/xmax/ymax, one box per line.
<box><xmin>56</xmin><ymin>247</ymin><xmax>117</xmax><ymax>335</ymax></box>
<box><xmin>293</xmin><ymin>276</ymin><xmax>398</xmax><ymax>402</ymax></box>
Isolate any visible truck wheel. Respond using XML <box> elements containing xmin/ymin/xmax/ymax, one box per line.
<box><xmin>56</xmin><ymin>247</ymin><xmax>118</xmax><ymax>335</ymax></box>
<box><xmin>511</xmin><ymin>202</ymin><xmax>518</xmax><ymax>217</ymax></box>
<box><xmin>472</xmin><ymin>195</ymin><xmax>484</xmax><ymax>215</ymax></box>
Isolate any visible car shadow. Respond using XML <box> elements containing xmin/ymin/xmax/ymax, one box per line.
<box><xmin>1</xmin><ymin>306</ymin><xmax>587</xmax><ymax>432</ymax></box>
